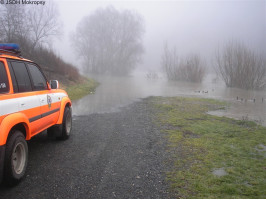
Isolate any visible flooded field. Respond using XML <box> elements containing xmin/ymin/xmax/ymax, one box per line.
<box><xmin>73</xmin><ymin>72</ymin><xmax>266</xmax><ymax>126</ymax></box>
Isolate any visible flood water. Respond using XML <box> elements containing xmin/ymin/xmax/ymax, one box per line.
<box><xmin>73</xmin><ymin>71</ymin><xmax>266</xmax><ymax>126</ymax></box>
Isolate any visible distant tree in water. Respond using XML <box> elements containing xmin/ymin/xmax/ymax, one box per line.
<box><xmin>72</xmin><ymin>6</ymin><xmax>145</xmax><ymax>76</ymax></box>
<box><xmin>146</xmin><ymin>71</ymin><xmax>159</xmax><ymax>80</ymax></box>
<box><xmin>216</xmin><ymin>41</ymin><xmax>266</xmax><ymax>90</ymax></box>
<box><xmin>162</xmin><ymin>44</ymin><xmax>206</xmax><ymax>82</ymax></box>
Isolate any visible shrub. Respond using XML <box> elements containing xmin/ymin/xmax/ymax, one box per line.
<box><xmin>215</xmin><ymin>41</ymin><xmax>266</xmax><ymax>90</ymax></box>
<box><xmin>162</xmin><ymin>45</ymin><xmax>206</xmax><ymax>82</ymax></box>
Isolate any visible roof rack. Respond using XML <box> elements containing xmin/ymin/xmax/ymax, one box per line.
<box><xmin>0</xmin><ymin>43</ymin><xmax>22</xmax><ymax>57</ymax></box>
<box><xmin>0</xmin><ymin>49</ymin><xmax>22</xmax><ymax>57</ymax></box>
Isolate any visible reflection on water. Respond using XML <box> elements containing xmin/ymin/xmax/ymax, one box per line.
<box><xmin>73</xmin><ymin>72</ymin><xmax>266</xmax><ymax>126</ymax></box>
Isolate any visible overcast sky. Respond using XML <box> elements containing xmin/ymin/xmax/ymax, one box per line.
<box><xmin>53</xmin><ymin>0</ymin><xmax>266</xmax><ymax>72</ymax></box>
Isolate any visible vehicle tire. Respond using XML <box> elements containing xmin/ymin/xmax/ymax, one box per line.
<box><xmin>4</xmin><ymin>130</ymin><xmax>28</xmax><ymax>186</ymax></box>
<box><xmin>56</xmin><ymin>106</ymin><xmax>72</xmax><ymax>140</ymax></box>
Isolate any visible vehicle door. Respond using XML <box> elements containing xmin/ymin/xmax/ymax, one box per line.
<box><xmin>8</xmin><ymin>61</ymin><xmax>42</xmax><ymax>136</ymax></box>
<box><xmin>26</xmin><ymin>63</ymin><xmax>60</xmax><ymax>129</ymax></box>
<box><xmin>0</xmin><ymin>60</ymin><xmax>12</xmax><ymax>125</ymax></box>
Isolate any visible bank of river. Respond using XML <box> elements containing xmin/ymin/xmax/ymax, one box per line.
<box><xmin>0</xmin><ymin>96</ymin><xmax>264</xmax><ymax>198</ymax></box>
<box><xmin>64</xmin><ymin>77</ymin><xmax>99</xmax><ymax>101</ymax></box>
<box><xmin>73</xmin><ymin>73</ymin><xmax>266</xmax><ymax>126</ymax></box>
<box><xmin>69</xmin><ymin>73</ymin><xmax>266</xmax><ymax>198</ymax></box>
<box><xmin>150</xmin><ymin>96</ymin><xmax>266</xmax><ymax>198</ymax></box>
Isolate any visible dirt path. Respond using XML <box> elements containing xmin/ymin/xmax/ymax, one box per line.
<box><xmin>0</xmin><ymin>99</ymin><xmax>170</xmax><ymax>198</ymax></box>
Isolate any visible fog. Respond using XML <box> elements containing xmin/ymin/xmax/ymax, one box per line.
<box><xmin>54</xmin><ymin>0</ymin><xmax>265</xmax><ymax>72</ymax></box>
<box><xmin>52</xmin><ymin>0</ymin><xmax>266</xmax><ymax>125</ymax></box>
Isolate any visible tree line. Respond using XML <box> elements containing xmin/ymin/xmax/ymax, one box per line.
<box><xmin>162</xmin><ymin>41</ymin><xmax>266</xmax><ymax>90</ymax></box>
<box><xmin>75</xmin><ymin>6</ymin><xmax>265</xmax><ymax>90</ymax></box>
<box><xmin>0</xmin><ymin>1</ymin><xmax>80</xmax><ymax>82</ymax></box>
<box><xmin>1</xmin><ymin>2</ymin><xmax>265</xmax><ymax>90</ymax></box>
<box><xmin>0</xmin><ymin>1</ymin><xmax>61</xmax><ymax>53</ymax></box>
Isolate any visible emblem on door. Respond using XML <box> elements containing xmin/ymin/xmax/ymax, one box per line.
<box><xmin>47</xmin><ymin>95</ymin><xmax>52</xmax><ymax>109</ymax></box>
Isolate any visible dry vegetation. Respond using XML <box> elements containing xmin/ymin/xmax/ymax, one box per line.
<box><xmin>162</xmin><ymin>44</ymin><xmax>206</xmax><ymax>83</ymax></box>
<box><xmin>216</xmin><ymin>41</ymin><xmax>266</xmax><ymax>90</ymax></box>
<box><xmin>24</xmin><ymin>47</ymin><xmax>80</xmax><ymax>84</ymax></box>
<box><xmin>0</xmin><ymin>2</ymin><xmax>86</xmax><ymax>90</ymax></box>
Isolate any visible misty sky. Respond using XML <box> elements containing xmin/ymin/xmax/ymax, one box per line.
<box><xmin>54</xmin><ymin>0</ymin><xmax>266</xmax><ymax>72</ymax></box>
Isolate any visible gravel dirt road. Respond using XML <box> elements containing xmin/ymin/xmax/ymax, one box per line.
<box><xmin>0</xmin><ymin>99</ymin><xmax>170</xmax><ymax>198</ymax></box>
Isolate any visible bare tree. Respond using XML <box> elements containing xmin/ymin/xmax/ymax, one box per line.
<box><xmin>161</xmin><ymin>44</ymin><xmax>179</xmax><ymax>80</ymax></box>
<box><xmin>179</xmin><ymin>54</ymin><xmax>206</xmax><ymax>82</ymax></box>
<box><xmin>216</xmin><ymin>41</ymin><xmax>266</xmax><ymax>90</ymax></box>
<box><xmin>0</xmin><ymin>5</ymin><xmax>29</xmax><ymax>42</ymax></box>
<box><xmin>0</xmin><ymin>1</ymin><xmax>83</xmax><ymax>84</ymax></box>
<box><xmin>0</xmin><ymin>0</ymin><xmax>62</xmax><ymax>54</ymax></box>
<box><xmin>162</xmin><ymin>43</ymin><xmax>206</xmax><ymax>82</ymax></box>
<box><xmin>27</xmin><ymin>1</ymin><xmax>62</xmax><ymax>51</ymax></box>
<box><xmin>72</xmin><ymin>6</ymin><xmax>145</xmax><ymax>75</ymax></box>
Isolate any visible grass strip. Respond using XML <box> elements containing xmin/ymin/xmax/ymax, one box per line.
<box><xmin>65</xmin><ymin>77</ymin><xmax>99</xmax><ymax>101</ymax></box>
<box><xmin>151</xmin><ymin>96</ymin><xmax>266</xmax><ymax>198</ymax></box>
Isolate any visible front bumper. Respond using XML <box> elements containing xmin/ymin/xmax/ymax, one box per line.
<box><xmin>0</xmin><ymin>145</ymin><xmax>5</xmax><ymax>183</ymax></box>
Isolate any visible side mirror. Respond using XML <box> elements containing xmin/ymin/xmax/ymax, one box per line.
<box><xmin>50</xmin><ymin>80</ymin><xmax>59</xmax><ymax>89</ymax></box>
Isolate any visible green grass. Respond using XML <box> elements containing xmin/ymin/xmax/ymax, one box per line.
<box><xmin>151</xmin><ymin>96</ymin><xmax>266</xmax><ymax>198</ymax></box>
<box><xmin>65</xmin><ymin>78</ymin><xmax>99</xmax><ymax>101</ymax></box>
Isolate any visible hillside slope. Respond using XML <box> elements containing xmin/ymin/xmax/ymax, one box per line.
<box><xmin>23</xmin><ymin>46</ymin><xmax>98</xmax><ymax>101</ymax></box>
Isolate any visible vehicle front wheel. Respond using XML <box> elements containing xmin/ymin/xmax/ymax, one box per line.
<box><xmin>4</xmin><ymin>130</ymin><xmax>28</xmax><ymax>186</ymax></box>
<box><xmin>56</xmin><ymin>106</ymin><xmax>72</xmax><ymax>140</ymax></box>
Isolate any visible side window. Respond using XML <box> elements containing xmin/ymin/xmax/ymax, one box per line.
<box><xmin>8</xmin><ymin>62</ymin><xmax>18</xmax><ymax>93</ymax></box>
<box><xmin>10</xmin><ymin>62</ymin><xmax>32</xmax><ymax>93</ymax></box>
<box><xmin>27</xmin><ymin>63</ymin><xmax>48</xmax><ymax>91</ymax></box>
<box><xmin>0</xmin><ymin>62</ymin><xmax>9</xmax><ymax>93</ymax></box>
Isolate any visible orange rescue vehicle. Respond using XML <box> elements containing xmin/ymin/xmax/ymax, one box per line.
<box><xmin>0</xmin><ymin>44</ymin><xmax>72</xmax><ymax>186</ymax></box>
